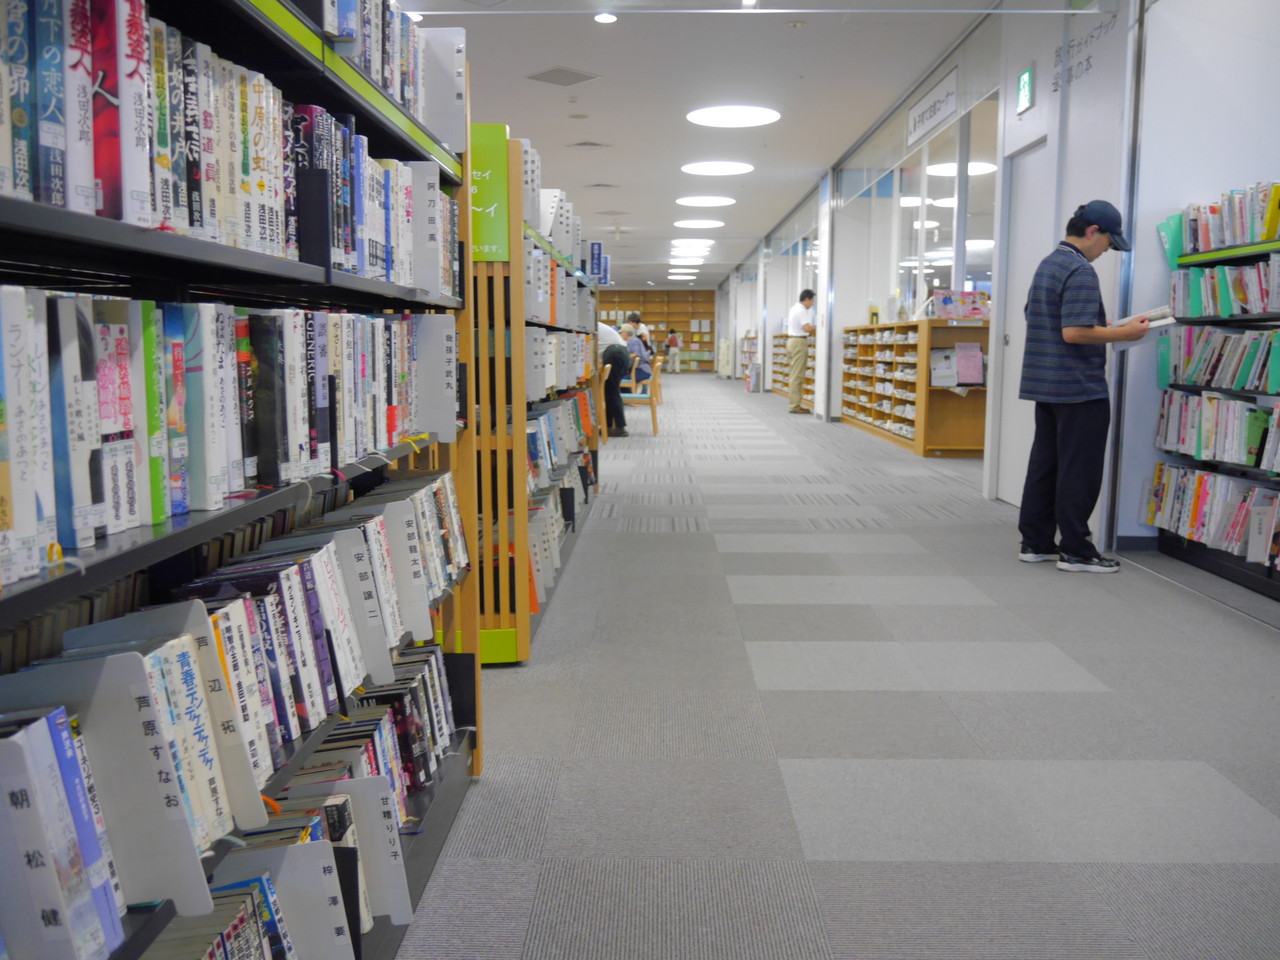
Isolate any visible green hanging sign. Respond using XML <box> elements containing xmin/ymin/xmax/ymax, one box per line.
<box><xmin>471</xmin><ymin>122</ymin><xmax>511</xmax><ymax>262</ymax></box>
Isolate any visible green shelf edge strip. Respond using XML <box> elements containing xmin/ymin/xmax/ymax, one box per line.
<box><xmin>242</xmin><ymin>0</ymin><xmax>460</xmax><ymax>178</ymax></box>
<box><xmin>479</xmin><ymin>628</ymin><xmax>521</xmax><ymax>664</ymax></box>
<box><xmin>1177</xmin><ymin>239</ymin><xmax>1280</xmax><ymax>266</ymax></box>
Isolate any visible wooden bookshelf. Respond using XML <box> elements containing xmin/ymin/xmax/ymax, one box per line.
<box><xmin>770</xmin><ymin>333</ymin><xmax>816</xmax><ymax>410</ymax></box>
<box><xmin>840</xmin><ymin>319</ymin><xmax>989</xmax><ymax>457</ymax></box>
<box><xmin>598</xmin><ymin>289</ymin><xmax>717</xmax><ymax>371</ymax></box>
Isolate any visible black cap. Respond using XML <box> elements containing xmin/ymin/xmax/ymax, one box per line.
<box><xmin>1076</xmin><ymin>200</ymin><xmax>1130</xmax><ymax>252</ymax></box>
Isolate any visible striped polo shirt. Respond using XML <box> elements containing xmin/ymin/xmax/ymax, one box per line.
<box><xmin>1018</xmin><ymin>241</ymin><xmax>1108</xmax><ymax>403</ymax></box>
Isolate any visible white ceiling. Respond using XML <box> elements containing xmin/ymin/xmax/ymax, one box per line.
<box><xmin>404</xmin><ymin>1</ymin><xmax>1000</xmax><ymax>290</ymax></box>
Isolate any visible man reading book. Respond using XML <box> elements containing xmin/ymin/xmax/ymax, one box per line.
<box><xmin>1017</xmin><ymin>200</ymin><xmax>1149</xmax><ymax>573</ymax></box>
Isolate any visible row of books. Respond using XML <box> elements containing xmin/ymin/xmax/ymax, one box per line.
<box><xmin>524</xmin><ymin>327</ymin><xmax>590</xmax><ymax>403</ymax></box>
<box><xmin>1145</xmin><ymin>462</ymin><xmax>1280</xmax><ymax>564</ymax></box>
<box><xmin>1169</xmin><ymin>256</ymin><xmax>1280</xmax><ymax>318</ymax></box>
<box><xmin>0</xmin><ymin>287</ymin><xmax>459</xmax><ymax>581</ymax></box>
<box><xmin>1159</xmin><ymin>325</ymin><xmax>1277</xmax><ymax>392</ymax></box>
<box><xmin>1155</xmin><ymin>388</ymin><xmax>1272</xmax><ymax>468</ymax></box>
<box><xmin>0</xmin><ymin>475</ymin><xmax>466</xmax><ymax>957</ymax></box>
<box><xmin>1165</xmin><ymin>182</ymin><xmax>1280</xmax><ymax>256</ymax></box>
<box><xmin>303</xmin><ymin>3</ymin><xmax>466</xmax><ymax>152</ymax></box>
<box><xmin>0</xmin><ymin>3</ymin><xmax>460</xmax><ymax>295</ymax></box>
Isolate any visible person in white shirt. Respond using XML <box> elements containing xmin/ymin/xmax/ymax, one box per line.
<box><xmin>626</xmin><ymin>312</ymin><xmax>651</xmax><ymax>352</ymax></box>
<box><xmin>785</xmin><ymin>289</ymin><xmax>816</xmax><ymax>413</ymax></box>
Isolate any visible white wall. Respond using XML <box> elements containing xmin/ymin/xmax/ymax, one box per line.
<box><xmin>1113</xmin><ymin>0</ymin><xmax>1280</xmax><ymax>540</ymax></box>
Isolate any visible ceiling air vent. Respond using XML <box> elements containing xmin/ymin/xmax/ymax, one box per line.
<box><xmin>566</xmin><ymin>141</ymin><xmax>611</xmax><ymax>149</ymax></box>
<box><xmin>596</xmin><ymin>210</ymin><xmax>629</xmax><ymax>217</ymax></box>
<box><xmin>585</xmin><ymin>183</ymin><xmax>619</xmax><ymax>188</ymax></box>
<box><xmin>527</xmin><ymin>67</ymin><xmax>599</xmax><ymax>87</ymax></box>
<box><xmin>459</xmin><ymin>0</ymin><xmax>509</xmax><ymax>6</ymax></box>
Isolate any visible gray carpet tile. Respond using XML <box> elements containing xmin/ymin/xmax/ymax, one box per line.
<box><xmin>1055</xmin><ymin>635</ymin><xmax>1280</xmax><ymax>694</ymax></box>
<box><xmin>441</xmin><ymin>758</ymin><xmax>562</xmax><ymax>860</ymax></box>
<box><xmin>760</xmin><ymin>691</ymin><xmax>987</xmax><ymax>759</ymax></box>
<box><xmin>781</xmin><ymin>759</ymin><xmax>1280</xmax><ymax>862</ymax></box>
<box><xmin>730</xmin><ymin>574</ymin><xmax>994</xmax><ymax>606</ymax></box>
<box><xmin>828</xmin><ymin>552</ymin><xmax>963</xmax><ymax>576</ymax></box>
<box><xmin>734</xmin><ymin>604</ymin><xmax>895</xmax><ymax>643</ymax></box>
<box><xmin>872</xmin><ymin>604</ymin><xmax>1048</xmax><ymax>642</ymax></box>
<box><xmin>900</xmin><ymin>641</ymin><xmax>1109</xmax><ymax>692</ymax></box>
<box><xmin>748</xmin><ymin>641</ymin><xmax>929</xmax><ymax>691</ymax></box>
<box><xmin>1080</xmin><ymin>863</ymin><xmax>1280</xmax><ymax>960</ymax></box>
<box><xmin>941</xmin><ymin>692</ymin><xmax>1196</xmax><ymax>761</ymax></box>
<box><xmin>720</xmin><ymin>552</ymin><xmax>843</xmax><ymax>575</ymax></box>
<box><xmin>581</xmin><ymin>637</ymin><xmax>758</xmax><ymax>690</ymax></box>
<box><xmin>523</xmin><ymin>859</ymin><xmax>833</xmax><ymax>960</ymax></box>
<box><xmin>477</xmin><ymin>684</ymin><xmax>582</xmax><ymax>758</ymax></box>
<box><xmin>808</xmin><ymin>862</ymin><xmax>1149</xmax><ymax>960</ymax></box>
<box><xmin>714</xmin><ymin>532</ymin><xmax>926</xmax><ymax>554</ymax></box>
<box><xmin>540</xmin><ymin>759</ymin><xmax>804</xmax><ymax>858</ymax></box>
<box><xmin>398</xmin><ymin>859</ymin><xmax>541</xmax><ymax>960</ymax></box>
<box><xmin>1211</xmin><ymin>759</ymin><xmax>1280</xmax><ymax>819</ymax></box>
<box><xmin>1120</xmin><ymin>689</ymin><xmax>1280</xmax><ymax>764</ymax></box>
<box><xmin>568</xmin><ymin>688</ymin><xmax>774</xmax><ymax>759</ymax></box>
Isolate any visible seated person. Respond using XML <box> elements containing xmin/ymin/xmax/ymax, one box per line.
<box><xmin>619</xmin><ymin>323</ymin><xmax>652</xmax><ymax>385</ymax></box>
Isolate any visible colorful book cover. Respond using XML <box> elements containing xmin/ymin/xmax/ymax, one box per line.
<box><xmin>47</xmin><ymin>293</ymin><xmax>103</xmax><ymax>549</ymax></box>
<box><xmin>178</xmin><ymin>37</ymin><xmax>203</xmax><ymax>238</ymax></box>
<box><xmin>196</xmin><ymin>41</ymin><xmax>219</xmax><ymax>243</ymax></box>
<box><xmin>10</xmin><ymin>290</ymin><xmax>54</xmax><ymax>572</ymax></box>
<box><xmin>117</xmin><ymin>0</ymin><xmax>152</xmax><ymax>226</ymax></box>
<box><xmin>89</xmin><ymin>0</ymin><xmax>122</xmax><ymax>219</ymax></box>
<box><xmin>63</xmin><ymin>0</ymin><xmax>95</xmax><ymax>214</ymax></box>
<box><xmin>6</xmin><ymin>0</ymin><xmax>36</xmax><ymax>202</ymax></box>
<box><xmin>161</xmin><ymin>302</ymin><xmax>190</xmax><ymax>514</ymax></box>
<box><xmin>130</xmin><ymin>299</ymin><xmax>171</xmax><ymax>525</ymax></box>
<box><xmin>149</xmin><ymin>18</ymin><xmax>175</xmax><ymax>229</ymax></box>
<box><xmin>0</xmin><ymin>31</ymin><xmax>12</xmax><ymax>197</ymax></box>
<box><xmin>235</xmin><ymin>314</ymin><xmax>259</xmax><ymax>487</ymax></box>
<box><xmin>248</xmin><ymin>311</ymin><xmax>288</xmax><ymax>486</ymax></box>
<box><xmin>31</xmin><ymin>0</ymin><xmax>67</xmax><ymax>207</ymax></box>
<box><xmin>216</xmin><ymin>304</ymin><xmax>243</xmax><ymax>494</ymax></box>
<box><xmin>282</xmin><ymin>100</ymin><xmax>298</xmax><ymax>261</ymax></box>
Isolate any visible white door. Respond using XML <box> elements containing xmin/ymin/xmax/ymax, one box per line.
<box><xmin>995</xmin><ymin>138</ymin><xmax>1055</xmax><ymax>506</ymax></box>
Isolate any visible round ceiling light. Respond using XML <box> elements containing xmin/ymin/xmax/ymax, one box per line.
<box><xmin>670</xmin><ymin>257</ymin><xmax>704</xmax><ymax>265</ymax></box>
<box><xmin>686</xmin><ymin>105</ymin><xmax>780</xmax><ymax>128</ymax></box>
<box><xmin>674</xmin><ymin>219</ymin><xmax>725</xmax><ymax>229</ymax></box>
<box><xmin>594</xmin><ymin>12</ymin><xmax>617</xmax><ymax>23</ymax></box>
<box><xmin>668</xmin><ymin>268</ymin><xmax>699</xmax><ymax>273</ymax></box>
<box><xmin>676</xmin><ymin>196</ymin><xmax>735</xmax><ymax>207</ymax></box>
<box><xmin>925</xmin><ymin>161</ymin><xmax>998</xmax><ymax>177</ymax></box>
<box><xmin>681</xmin><ymin>160</ymin><xmax>754</xmax><ymax>177</ymax></box>
<box><xmin>671</xmin><ymin>238</ymin><xmax>715</xmax><ymax>247</ymax></box>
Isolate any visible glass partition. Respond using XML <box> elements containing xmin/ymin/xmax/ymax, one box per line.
<box><xmin>963</xmin><ymin>94</ymin><xmax>999</xmax><ymax>296</ymax></box>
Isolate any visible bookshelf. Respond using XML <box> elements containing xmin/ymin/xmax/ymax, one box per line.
<box><xmin>739</xmin><ymin>334</ymin><xmax>761</xmax><ymax>390</ymax></box>
<box><xmin>840</xmin><ymin>320</ymin><xmax>989</xmax><ymax>457</ymax></box>
<box><xmin>0</xmin><ymin>3</ymin><xmax>480</xmax><ymax>960</ymax></box>
<box><xmin>470</xmin><ymin>132</ymin><xmax>599</xmax><ymax>666</ymax></box>
<box><xmin>770</xmin><ymin>333</ymin><xmax>815</xmax><ymax>410</ymax></box>
<box><xmin>598</xmin><ymin>289</ymin><xmax>717</xmax><ymax>371</ymax></box>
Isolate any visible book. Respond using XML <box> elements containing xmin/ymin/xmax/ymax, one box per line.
<box><xmin>32</xmin><ymin>0</ymin><xmax>68</xmax><ymax>207</ymax></box>
<box><xmin>47</xmin><ymin>292</ymin><xmax>103</xmax><ymax>549</ymax></box>
<box><xmin>63</xmin><ymin>0</ymin><xmax>96</xmax><ymax>214</ymax></box>
<box><xmin>161</xmin><ymin>302</ymin><xmax>190</xmax><ymax>514</ymax></box>
<box><xmin>148</xmin><ymin>18</ymin><xmax>175</xmax><ymax>229</ymax></box>
<box><xmin>164</xmin><ymin>25</ymin><xmax>189</xmax><ymax>232</ymax></box>
<box><xmin>6</xmin><ymin>0</ymin><xmax>35</xmax><ymax>201</ymax></box>
<box><xmin>182</xmin><ymin>302</ymin><xmax>230</xmax><ymax>509</ymax></box>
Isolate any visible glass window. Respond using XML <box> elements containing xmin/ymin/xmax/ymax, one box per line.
<box><xmin>896</xmin><ymin>149</ymin><xmax>924</xmax><ymax>322</ymax></box>
<box><xmin>922</xmin><ymin>124</ymin><xmax>959</xmax><ymax>301</ymax></box>
<box><xmin>963</xmin><ymin>94</ymin><xmax>999</xmax><ymax>296</ymax></box>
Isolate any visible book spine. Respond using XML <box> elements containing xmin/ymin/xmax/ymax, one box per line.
<box><xmin>161</xmin><ymin>303</ymin><xmax>189</xmax><ymax>514</ymax></box>
<box><xmin>181</xmin><ymin>304</ymin><xmax>227</xmax><ymax>509</ymax></box>
<box><xmin>315</xmin><ymin>310</ymin><xmax>332</xmax><ymax>468</ymax></box>
<box><xmin>217</xmin><ymin>305</ymin><xmax>244</xmax><ymax>494</ymax></box>
<box><xmin>68</xmin><ymin>715</ymin><xmax>125</xmax><ymax>918</ymax></box>
<box><xmin>251</xmin><ymin>596</ymin><xmax>300</xmax><ymax>745</ymax></box>
<box><xmin>0</xmin><ymin>19</ymin><xmax>12</xmax><ymax>197</ymax></box>
<box><xmin>17</xmin><ymin>290</ymin><xmax>57</xmax><ymax>563</ymax></box>
<box><xmin>116</xmin><ymin>0</ymin><xmax>151</xmax><ymax>226</ymax></box>
<box><xmin>248</xmin><ymin>313</ymin><xmax>287</xmax><ymax>486</ymax></box>
<box><xmin>0</xmin><ymin>288</ymin><xmax>39</xmax><ymax>581</ymax></box>
<box><xmin>164</xmin><ymin>25</ymin><xmax>188</xmax><ymax>231</ymax></box>
<box><xmin>352</xmin><ymin>134</ymin><xmax>366</xmax><ymax>276</ymax></box>
<box><xmin>279</xmin><ymin>567</ymin><xmax>331</xmax><ymax>726</ymax></box>
<box><xmin>282</xmin><ymin>100</ymin><xmax>298</xmax><ymax>261</ymax></box>
<box><xmin>337</xmin><ymin>117</ymin><xmax>354</xmax><ymax>272</ymax></box>
<box><xmin>63</xmin><ymin>0</ymin><xmax>95</xmax><ymax>214</ymax></box>
<box><xmin>148</xmin><ymin>18</ymin><xmax>174</xmax><ymax>228</ymax></box>
<box><xmin>297</xmin><ymin>557</ymin><xmax>340</xmax><ymax>712</ymax></box>
<box><xmin>89</xmin><ymin>0</ymin><xmax>120</xmax><ymax>219</ymax></box>
<box><xmin>219</xmin><ymin>57</ymin><xmax>242</xmax><ymax>246</ymax></box>
<box><xmin>196</xmin><ymin>42</ymin><xmax>219</xmax><ymax>243</ymax></box>
<box><xmin>304</xmin><ymin>311</ymin><xmax>319</xmax><ymax>472</ymax></box>
<box><xmin>235</xmin><ymin>64</ymin><xmax>254</xmax><ymax>251</ymax></box>
<box><xmin>31</xmin><ymin>0</ymin><xmax>67</xmax><ymax>207</ymax></box>
<box><xmin>231</xmin><ymin>315</ymin><xmax>258</xmax><ymax>488</ymax></box>
<box><xmin>46</xmin><ymin>708</ymin><xmax>125</xmax><ymax>953</ymax></box>
<box><xmin>6</xmin><ymin>0</ymin><xmax>35</xmax><ymax>201</ymax></box>
<box><xmin>231</xmin><ymin>600</ymin><xmax>283</xmax><ymax>775</ymax></box>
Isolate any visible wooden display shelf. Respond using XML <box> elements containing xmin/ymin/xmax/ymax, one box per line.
<box><xmin>840</xmin><ymin>320</ymin><xmax>988</xmax><ymax>457</ymax></box>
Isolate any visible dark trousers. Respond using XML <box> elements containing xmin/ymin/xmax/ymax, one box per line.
<box><xmin>602</xmin><ymin>344</ymin><xmax>630</xmax><ymax>431</ymax></box>
<box><xmin>1018</xmin><ymin>398</ymin><xmax>1110</xmax><ymax>558</ymax></box>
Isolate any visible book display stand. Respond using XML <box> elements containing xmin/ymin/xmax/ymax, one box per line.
<box><xmin>0</xmin><ymin>3</ymin><xmax>481</xmax><ymax>959</ymax></box>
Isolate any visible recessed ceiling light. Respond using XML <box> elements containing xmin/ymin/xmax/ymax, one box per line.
<box><xmin>671</xmin><ymin>238</ymin><xmax>714</xmax><ymax>246</ymax></box>
<box><xmin>923</xmin><ymin>248</ymin><xmax>953</xmax><ymax>260</ymax></box>
<box><xmin>594</xmin><ymin>12</ymin><xmax>617</xmax><ymax>23</ymax></box>
<box><xmin>681</xmin><ymin>160</ymin><xmax>754</xmax><ymax>177</ymax></box>
<box><xmin>913</xmin><ymin>220</ymin><xmax>940</xmax><ymax>229</ymax></box>
<box><xmin>670</xmin><ymin>257</ymin><xmax>704</xmax><ymax>265</ymax></box>
<box><xmin>676</xmin><ymin>196</ymin><xmax>735</xmax><ymax>207</ymax></box>
<box><xmin>898</xmin><ymin>196</ymin><xmax>931</xmax><ymax>208</ymax></box>
<box><xmin>686</xmin><ymin>105</ymin><xmax>780</xmax><ymax>128</ymax></box>
<box><xmin>966</xmin><ymin>239</ymin><xmax>995</xmax><ymax>250</ymax></box>
<box><xmin>669</xmin><ymin>268</ymin><xmax>699</xmax><ymax>274</ymax></box>
<box><xmin>925</xmin><ymin>161</ymin><xmax>998</xmax><ymax>177</ymax></box>
<box><xmin>933</xmin><ymin>197</ymin><xmax>958</xmax><ymax>208</ymax></box>
<box><xmin>667</xmin><ymin>275</ymin><xmax>693</xmax><ymax>280</ymax></box>
<box><xmin>674</xmin><ymin>219</ymin><xmax>724</xmax><ymax>229</ymax></box>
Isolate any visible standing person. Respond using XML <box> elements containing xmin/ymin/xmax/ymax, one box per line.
<box><xmin>1017</xmin><ymin>200</ymin><xmax>1148</xmax><ymax>573</ymax></box>
<box><xmin>598</xmin><ymin>320</ymin><xmax>631</xmax><ymax>438</ymax></box>
<box><xmin>626</xmin><ymin>312</ymin><xmax>652</xmax><ymax>353</ymax></box>
<box><xmin>620</xmin><ymin>323</ymin><xmax>652</xmax><ymax>383</ymax></box>
<box><xmin>785</xmin><ymin>289</ymin><xmax>816</xmax><ymax>413</ymax></box>
<box><xmin>665</xmin><ymin>328</ymin><xmax>681</xmax><ymax>374</ymax></box>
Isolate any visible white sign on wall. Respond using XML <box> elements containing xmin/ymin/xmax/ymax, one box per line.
<box><xmin>907</xmin><ymin>68</ymin><xmax>958</xmax><ymax>146</ymax></box>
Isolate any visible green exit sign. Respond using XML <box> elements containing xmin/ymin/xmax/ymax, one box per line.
<box><xmin>1016</xmin><ymin>65</ymin><xmax>1035</xmax><ymax>114</ymax></box>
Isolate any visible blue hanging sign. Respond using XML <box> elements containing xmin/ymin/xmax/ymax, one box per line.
<box><xmin>589</xmin><ymin>242</ymin><xmax>603</xmax><ymax>276</ymax></box>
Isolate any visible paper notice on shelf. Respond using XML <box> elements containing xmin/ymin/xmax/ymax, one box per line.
<box><xmin>955</xmin><ymin>342</ymin><xmax>985</xmax><ymax>385</ymax></box>
<box><xmin>929</xmin><ymin>348</ymin><xmax>957</xmax><ymax>388</ymax></box>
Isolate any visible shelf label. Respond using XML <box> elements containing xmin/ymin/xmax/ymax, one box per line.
<box><xmin>470</xmin><ymin>123</ymin><xmax>510</xmax><ymax>262</ymax></box>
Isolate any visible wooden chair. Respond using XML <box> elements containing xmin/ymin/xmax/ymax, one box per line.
<box><xmin>595</xmin><ymin>363</ymin><xmax>611</xmax><ymax>445</ymax></box>
<box><xmin>623</xmin><ymin>355</ymin><xmax>662</xmax><ymax>435</ymax></box>
<box><xmin>651</xmin><ymin>352</ymin><xmax>664</xmax><ymax>405</ymax></box>
<box><xmin>618</xmin><ymin>353</ymin><xmax>641</xmax><ymax>395</ymax></box>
